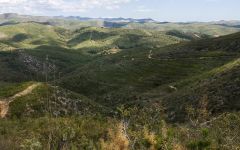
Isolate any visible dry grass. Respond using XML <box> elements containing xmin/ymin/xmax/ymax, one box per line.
<box><xmin>100</xmin><ymin>123</ymin><xmax>129</xmax><ymax>150</ymax></box>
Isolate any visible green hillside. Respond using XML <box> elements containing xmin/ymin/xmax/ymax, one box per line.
<box><xmin>0</xmin><ymin>24</ymin><xmax>183</xmax><ymax>82</ymax></box>
<box><xmin>162</xmin><ymin>58</ymin><xmax>240</xmax><ymax>121</ymax></box>
<box><xmin>68</xmin><ymin>27</ymin><xmax>181</xmax><ymax>55</ymax></box>
<box><xmin>0</xmin><ymin>22</ymin><xmax>67</xmax><ymax>49</ymax></box>
<box><xmin>0</xmin><ymin>20</ymin><xmax>240</xmax><ymax>149</ymax></box>
<box><xmin>138</xmin><ymin>32</ymin><xmax>240</xmax><ymax>121</ymax></box>
<box><xmin>62</xmin><ymin>37</ymin><xmax>238</xmax><ymax>112</ymax></box>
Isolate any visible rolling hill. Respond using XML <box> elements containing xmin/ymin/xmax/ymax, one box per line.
<box><xmin>59</xmin><ymin>31</ymin><xmax>240</xmax><ymax>113</ymax></box>
<box><xmin>0</xmin><ymin>17</ymin><xmax>240</xmax><ymax>149</ymax></box>
<box><xmin>1</xmin><ymin>21</ymin><xmax>240</xmax><ymax>118</ymax></box>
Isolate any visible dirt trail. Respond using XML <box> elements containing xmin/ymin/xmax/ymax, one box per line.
<box><xmin>0</xmin><ymin>83</ymin><xmax>40</xmax><ymax>118</ymax></box>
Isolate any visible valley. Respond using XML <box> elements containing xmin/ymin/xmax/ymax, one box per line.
<box><xmin>0</xmin><ymin>14</ymin><xmax>240</xmax><ymax>149</ymax></box>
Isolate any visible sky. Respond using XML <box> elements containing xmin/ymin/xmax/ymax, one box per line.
<box><xmin>0</xmin><ymin>0</ymin><xmax>239</xmax><ymax>22</ymax></box>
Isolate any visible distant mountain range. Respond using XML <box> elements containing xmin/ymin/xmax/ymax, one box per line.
<box><xmin>62</xmin><ymin>16</ymin><xmax>156</xmax><ymax>23</ymax></box>
<box><xmin>2</xmin><ymin>13</ymin><xmax>240</xmax><ymax>24</ymax></box>
<box><xmin>0</xmin><ymin>13</ymin><xmax>240</xmax><ymax>36</ymax></box>
<box><xmin>0</xmin><ymin>13</ymin><xmax>156</xmax><ymax>23</ymax></box>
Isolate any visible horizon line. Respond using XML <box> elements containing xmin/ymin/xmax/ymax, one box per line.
<box><xmin>1</xmin><ymin>12</ymin><xmax>240</xmax><ymax>23</ymax></box>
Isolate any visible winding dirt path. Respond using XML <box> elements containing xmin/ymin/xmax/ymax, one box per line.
<box><xmin>0</xmin><ymin>83</ymin><xmax>40</xmax><ymax>118</ymax></box>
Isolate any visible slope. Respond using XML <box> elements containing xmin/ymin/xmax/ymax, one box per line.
<box><xmin>0</xmin><ymin>82</ymin><xmax>110</xmax><ymax>119</ymax></box>
<box><xmin>0</xmin><ymin>83</ymin><xmax>40</xmax><ymax>118</ymax></box>
<box><xmin>0</xmin><ymin>22</ymin><xmax>68</xmax><ymax>50</ymax></box>
<box><xmin>136</xmin><ymin>32</ymin><xmax>240</xmax><ymax>121</ymax></box>
<box><xmin>59</xmin><ymin>32</ymin><xmax>240</xmax><ymax>109</ymax></box>
<box><xmin>67</xmin><ymin>27</ymin><xmax>182</xmax><ymax>55</ymax></box>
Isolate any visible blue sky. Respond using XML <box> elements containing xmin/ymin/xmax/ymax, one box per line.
<box><xmin>0</xmin><ymin>0</ymin><xmax>239</xmax><ymax>21</ymax></box>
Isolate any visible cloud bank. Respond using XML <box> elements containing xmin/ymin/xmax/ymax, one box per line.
<box><xmin>0</xmin><ymin>0</ymin><xmax>132</xmax><ymax>15</ymax></box>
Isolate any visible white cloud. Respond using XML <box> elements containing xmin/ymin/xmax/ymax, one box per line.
<box><xmin>0</xmin><ymin>0</ymin><xmax>27</xmax><ymax>4</ymax></box>
<box><xmin>0</xmin><ymin>0</ymin><xmax>132</xmax><ymax>14</ymax></box>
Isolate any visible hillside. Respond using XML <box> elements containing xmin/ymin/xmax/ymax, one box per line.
<box><xmin>0</xmin><ymin>23</ymin><xmax>185</xmax><ymax>82</ymax></box>
<box><xmin>68</xmin><ymin>27</ymin><xmax>181</xmax><ymax>55</ymax></box>
<box><xmin>0</xmin><ymin>20</ymin><xmax>240</xmax><ymax>149</ymax></box>
<box><xmin>139</xmin><ymin>32</ymin><xmax>240</xmax><ymax>121</ymax></box>
<box><xmin>59</xmin><ymin>32</ymin><xmax>240</xmax><ymax>111</ymax></box>
<box><xmin>0</xmin><ymin>22</ymin><xmax>68</xmax><ymax>49</ymax></box>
